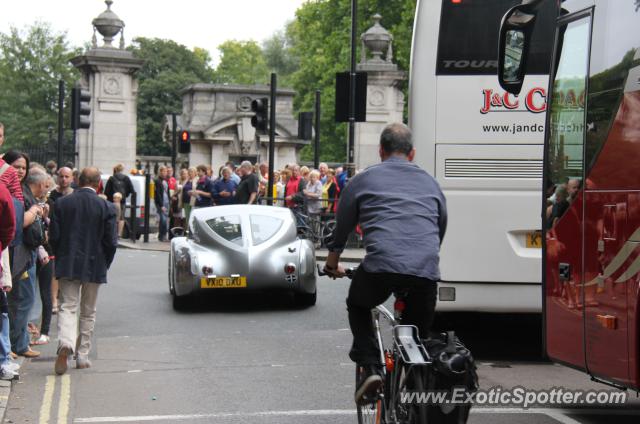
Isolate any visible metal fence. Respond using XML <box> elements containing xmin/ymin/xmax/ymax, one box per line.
<box><xmin>20</xmin><ymin>139</ymin><xmax>75</xmax><ymax>168</ymax></box>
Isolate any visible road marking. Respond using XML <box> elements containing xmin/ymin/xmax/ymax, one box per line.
<box><xmin>58</xmin><ymin>374</ymin><xmax>71</xmax><ymax>424</ymax></box>
<box><xmin>39</xmin><ymin>375</ymin><xmax>56</xmax><ymax>424</ymax></box>
<box><xmin>74</xmin><ymin>407</ymin><xmax>640</xmax><ymax>423</ymax></box>
<box><xmin>74</xmin><ymin>410</ymin><xmax>357</xmax><ymax>422</ymax></box>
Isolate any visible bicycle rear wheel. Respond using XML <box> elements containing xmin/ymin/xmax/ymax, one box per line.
<box><xmin>392</xmin><ymin>365</ymin><xmax>428</xmax><ymax>424</ymax></box>
<box><xmin>356</xmin><ymin>366</ymin><xmax>384</xmax><ymax>424</ymax></box>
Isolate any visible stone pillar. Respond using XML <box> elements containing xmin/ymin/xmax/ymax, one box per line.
<box><xmin>355</xmin><ymin>15</ymin><xmax>406</xmax><ymax>171</ymax></box>
<box><xmin>70</xmin><ymin>1</ymin><xmax>144</xmax><ymax>173</ymax></box>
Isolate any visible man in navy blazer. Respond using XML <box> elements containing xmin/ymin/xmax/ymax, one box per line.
<box><xmin>49</xmin><ymin>167</ymin><xmax>117</xmax><ymax>375</ymax></box>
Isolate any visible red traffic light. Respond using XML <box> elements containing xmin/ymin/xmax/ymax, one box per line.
<box><xmin>178</xmin><ymin>130</ymin><xmax>191</xmax><ymax>154</ymax></box>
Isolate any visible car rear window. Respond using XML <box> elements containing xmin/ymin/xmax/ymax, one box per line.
<box><xmin>206</xmin><ymin>216</ymin><xmax>243</xmax><ymax>246</ymax></box>
<box><xmin>250</xmin><ymin>215</ymin><xmax>283</xmax><ymax>245</ymax></box>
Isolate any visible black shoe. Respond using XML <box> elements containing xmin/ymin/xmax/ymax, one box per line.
<box><xmin>355</xmin><ymin>364</ymin><xmax>383</xmax><ymax>405</ymax></box>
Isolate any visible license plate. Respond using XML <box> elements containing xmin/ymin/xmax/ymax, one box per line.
<box><xmin>200</xmin><ymin>276</ymin><xmax>247</xmax><ymax>289</ymax></box>
<box><xmin>526</xmin><ymin>231</ymin><xmax>542</xmax><ymax>248</ymax></box>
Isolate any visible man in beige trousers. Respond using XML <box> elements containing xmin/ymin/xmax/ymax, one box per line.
<box><xmin>49</xmin><ymin>168</ymin><xmax>117</xmax><ymax>375</ymax></box>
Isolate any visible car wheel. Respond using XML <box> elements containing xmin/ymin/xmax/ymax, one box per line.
<box><xmin>294</xmin><ymin>290</ymin><xmax>317</xmax><ymax>307</ymax></box>
<box><xmin>172</xmin><ymin>294</ymin><xmax>190</xmax><ymax>311</ymax></box>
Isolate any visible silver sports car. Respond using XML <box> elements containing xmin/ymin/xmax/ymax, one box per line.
<box><xmin>168</xmin><ymin>205</ymin><xmax>317</xmax><ymax>309</ymax></box>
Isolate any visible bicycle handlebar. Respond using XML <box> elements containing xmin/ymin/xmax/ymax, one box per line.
<box><xmin>317</xmin><ymin>264</ymin><xmax>356</xmax><ymax>279</ymax></box>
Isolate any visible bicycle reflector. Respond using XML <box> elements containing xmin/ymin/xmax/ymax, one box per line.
<box><xmin>385</xmin><ymin>351</ymin><xmax>395</xmax><ymax>372</ymax></box>
<box><xmin>394</xmin><ymin>299</ymin><xmax>406</xmax><ymax>313</ymax></box>
<box><xmin>284</xmin><ymin>264</ymin><xmax>296</xmax><ymax>274</ymax></box>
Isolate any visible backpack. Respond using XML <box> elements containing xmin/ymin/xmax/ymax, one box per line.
<box><xmin>111</xmin><ymin>174</ymin><xmax>127</xmax><ymax>197</ymax></box>
<box><xmin>424</xmin><ymin>331</ymin><xmax>479</xmax><ymax>424</ymax></box>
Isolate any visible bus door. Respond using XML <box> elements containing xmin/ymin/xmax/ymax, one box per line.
<box><xmin>549</xmin><ymin>8</ymin><xmax>631</xmax><ymax>385</ymax></box>
<box><xmin>543</xmin><ymin>12</ymin><xmax>593</xmax><ymax>371</ymax></box>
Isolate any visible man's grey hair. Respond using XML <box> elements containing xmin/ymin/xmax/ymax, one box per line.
<box><xmin>25</xmin><ymin>168</ymin><xmax>48</xmax><ymax>186</ymax></box>
<box><xmin>240</xmin><ymin>161</ymin><xmax>253</xmax><ymax>170</ymax></box>
<box><xmin>380</xmin><ymin>123</ymin><xmax>413</xmax><ymax>155</ymax></box>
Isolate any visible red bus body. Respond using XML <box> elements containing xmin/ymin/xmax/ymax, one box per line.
<box><xmin>541</xmin><ymin>0</ymin><xmax>640</xmax><ymax>390</ymax></box>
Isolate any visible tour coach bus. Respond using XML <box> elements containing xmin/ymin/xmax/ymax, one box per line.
<box><xmin>498</xmin><ymin>0</ymin><xmax>640</xmax><ymax>389</ymax></box>
<box><xmin>409</xmin><ymin>0</ymin><xmax>556</xmax><ymax>312</ymax></box>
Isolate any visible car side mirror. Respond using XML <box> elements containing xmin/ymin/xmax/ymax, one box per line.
<box><xmin>498</xmin><ymin>1</ymin><xmax>541</xmax><ymax>95</ymax></box>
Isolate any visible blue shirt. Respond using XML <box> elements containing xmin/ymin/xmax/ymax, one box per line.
<box><xmin>194</xmin><ymin>177</ymin><xmax>214</xmax><ymax>208</ymax></box>
<box><xmin>327</xmin><ymin>157</ymin><xmax>447</xmax><ymax>280</ymax></box>
<box><xmin>212</xmin><ymin>178</ymin><xmax>238</xmax><ymax>206</ymax></box>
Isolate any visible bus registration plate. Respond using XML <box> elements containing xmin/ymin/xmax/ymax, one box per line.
<box><xmin>526</xmin><ymin>231</ymin><xmax>542</xmax><ymax>248</ymax></box>
<box><xmin>200</xmin><ymin>276</ymin><xmax>247</xmax><ymax>289</ymax></box>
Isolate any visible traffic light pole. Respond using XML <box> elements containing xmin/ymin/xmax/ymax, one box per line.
<box><xmin>171</xmin><ymin>113</ymin><xmax>177</xmax><ymax>172</ymax></box>
<box><xmin>314</xmin><ymin>90</ymin><xmax>321</xmax><ymax>170</ymax></box>
<box><xmin>267</xmin><ymin>73</ymin><xmax>277</xmax><ymax>206</ymax></box>
<box><xmin>57</xmin><ymin>80</ymin><xmax>64</xmax><ymax>167</ymax></box>
<box><xmin>347</xmin><ymin>0</ymin><xmax>358</xmax><ymax>178</ymax></box>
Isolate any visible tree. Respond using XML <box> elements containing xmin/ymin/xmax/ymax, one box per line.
<box><xmin>0</xmin><ymin>22</ymin><xmax>80</xmax><ymax>150</ymax></box>
<box><xmin>129</xmin><ymin>37</ymin><xmax>215</xmax><ymax>155</ymax></box>
<box><xmin>262</xmin><ymin>30</ymin><xmax>298</xmax><ymax>86</ymax></box>
<box><xmin>287</xmin><ymin>0</ymin><xmax>416</xmax><ymax>162</ymax></box>
<box><xmin>214</xmin><ymin>40</ymin><xmax>270</xmax><ymax>85</ymax></box>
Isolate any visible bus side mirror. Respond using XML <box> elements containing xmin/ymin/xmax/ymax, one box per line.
<box><xmin>498</xmin><ymin>2</ymin><xmax>539</xmax><ymax>95</ymax></box>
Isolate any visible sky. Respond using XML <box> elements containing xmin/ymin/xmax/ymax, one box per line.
<box><xmin>0</xmin><ymin>0</ymin><xmax>307</xmax><ymax>65</ymax></box>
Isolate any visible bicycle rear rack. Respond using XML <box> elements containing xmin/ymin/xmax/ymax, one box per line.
<box><xmin>393</xmin><ymin>325</ymin><xmax>431</xmax><ymax>365</ymax></box>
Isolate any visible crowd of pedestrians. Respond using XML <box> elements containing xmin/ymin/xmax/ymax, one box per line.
<box><xmin>151</xmin><ymin>160</ymin><xmax>348</xmax><ymax>240</ymax></box>
<box><xmin>0</xmin><ymin>122</ymin><xmax>118</xmax><ymax>379</ymax></box>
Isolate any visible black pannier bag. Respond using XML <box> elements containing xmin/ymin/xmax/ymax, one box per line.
<box><xmin>424</xmin><ymin>331</ymin><xmax>479</xmax><ymax>424</ymax></box>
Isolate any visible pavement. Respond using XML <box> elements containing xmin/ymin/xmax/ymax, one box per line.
<box><xmin>0</xmin><ymin>379</ymin><xmax>11</xmax><ymax>422</ymax></box>
<box><xmin>0</xmin><ymin>353</ymin><xmax>24</xmax><ymax>422</ymax></box>
<box><xmin>118</xmin><ymin>235</ymin><xmax>365</xmax><ymax>262</ymax></box>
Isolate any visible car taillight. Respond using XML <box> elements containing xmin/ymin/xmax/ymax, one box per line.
<box><xmin>394</xmin><ymin>299</ymin><xmax>406</xmax><ymax>313</ymax></box>
<box><xmin>284</xmin><ymin>264</ymin><xmax>296</xmax><ymax>274</ymax></box>
<box><xmin>140</xmin><ymin>205</ymin><xmax>145</xmax><ymax>218</ymax></box>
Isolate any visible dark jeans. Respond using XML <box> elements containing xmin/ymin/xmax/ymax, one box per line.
<box><xmin>347</xmin><ymin>267</ymin><xmax>437</xmax><ymax>365</ymax></box>
<box><xmin>36</xmin><ymin>259</ymin><xmax>53</xmax><ymax>336</ymax></box>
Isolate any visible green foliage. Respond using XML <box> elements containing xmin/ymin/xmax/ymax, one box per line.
<box><xmin>287</xmin><ymin>0</ymin><xmax>416</xmax><ymax>162</ymax></box>
<box><xmin>262</xmin><ymin>30</ymin><xmax>298</xmax><ymax>87</ymax></box>
<box><xmin>214</xmin><ymin>40</ymin><xmax>270</xmax><ymax>85</ymax></box>
<box><xmin>129</xmin><ymin>37</ymin><xmax>215</xmax><ymax>155</ymax></box>
<box><xmin>0</xmin><ymin>22</ymin><xmax>80</xmax><ymax>149</ymax></box>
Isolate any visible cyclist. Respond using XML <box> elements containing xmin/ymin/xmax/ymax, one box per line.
<box><xmin>324</xmin><ymin>123</ymin><xmax>447</xmax><ymax>404</ymax></box>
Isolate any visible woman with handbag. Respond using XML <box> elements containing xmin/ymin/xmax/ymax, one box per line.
<box><xmin>3</xmin><ymin>151</ymin><xmax>47</xmax><ymax>358</ymax></box>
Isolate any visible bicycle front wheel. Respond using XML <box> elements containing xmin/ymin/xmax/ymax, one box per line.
<box><xmin>356</xmin><ymin>367</ymin><xmax>384</xmax><ymax>424</ymax></box>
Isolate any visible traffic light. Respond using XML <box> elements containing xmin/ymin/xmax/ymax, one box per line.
<box><xmin>251</xmin><ymin>97</ymin><xmax>269</xmax><ymax>133</ymax></box>
<box><xmin>178</xmin><ymin>130</ymin><xmax>191</xmax><ymax>154</ymax></box>
<box><xmin>71</xmin><ymin>87</ymin><xmax>91</xmax><ymax>130</ymax></box>
<box><xmin>298</xmin><ymin>112</ymin><xmax>313</xmax><ymax>140</ymax></box>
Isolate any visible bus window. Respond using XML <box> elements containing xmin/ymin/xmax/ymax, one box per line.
<box><xmin>546</xmin><ymin>17</ymin><xmax>591</xmax><ymax>227</ymax></box>
<box><xmin>436</xmin><ymin>0</ymin><xmax>555</xmax><ymax>75</ymax></box>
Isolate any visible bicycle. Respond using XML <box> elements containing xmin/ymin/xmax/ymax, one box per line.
<box><xmin>293</xmin><ymin>207</ymin><xmax>336</xmax><ymax>247</ymax></box>
<box><xmin>318</xmin><ymin>266</ymin><xmax>433</xmax><ymax>424</ymax></box>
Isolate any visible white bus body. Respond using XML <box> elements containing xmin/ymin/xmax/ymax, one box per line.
<box><xmin>409</xmin><ymin>0</ymin><xmax>555</xmax><ymax>312</ymax></box>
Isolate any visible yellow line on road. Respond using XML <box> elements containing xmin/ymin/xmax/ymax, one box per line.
<box><xmin>57</xmin><ymin>374</ymin><xmax>71</xmax><ymax>424</ymax></box>
<box><xmin>39</xmin><ymin>375</ymin><xmax>56</xmax><ymax>424</ymax></box>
